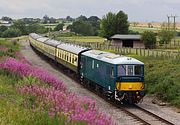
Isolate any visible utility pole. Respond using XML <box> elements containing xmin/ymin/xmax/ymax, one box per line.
<box><xmin>167</xmin><ymin>15</ymin><xmax>178</xmax><ymax>46</ymax></box>
<box><xmin>167</xmin><ymin>15</ymin><xmax>171</xmax><ymax>30</ymax></box>
<box><xmin>171</xmin><ymin>15</ymin><xmax>178</xmax><ymax>45</ymax></box>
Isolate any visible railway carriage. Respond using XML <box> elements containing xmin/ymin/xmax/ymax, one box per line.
<box><xmin>29</xmin><ymin>33</ymin><xmax>49</xmax><ymax>54</ymax></box>
<box><xmin>43</xmin><ymin>39</ymin><xmax>61</xmax><ymax>60</ymax></box>
<box><xmin>80</xmin><ymin>50</ymin><xmax>145</xmax><ymax>103</ymax></box>
<box><xmin>36</xmin><ymin>37</ymin><xmax>49</xmax><ymax>53</ymax></box>
<box><xmin>56</xmin><ymin>44</ymin><xmax>89</xmax><ymax>73</ymax></box>
<box><xmin>29</xmin><ymin>33</ymin><xmax>42</xmax><ymax>48</ymax></box>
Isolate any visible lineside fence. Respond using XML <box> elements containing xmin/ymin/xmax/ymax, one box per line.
<box><xmin>61</xmin><ymin>40</ymin><xmax>180</xmax><ymax>59</ymax></box>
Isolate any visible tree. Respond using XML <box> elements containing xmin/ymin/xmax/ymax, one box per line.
<box><xmin>142</xmin><ymin>31</ymin><xmax>156</xmax><ymax>49</ymax></box>
<box><xmin>0</xmin><ymin>25</ymin><xmax>8</xmax><ymax>32</ymax></box>
<box><xmin>76</xmin><ymin>15</ymin><xmax>88</xmax><ymax>21</ymax></box>
<box><xmin>49</xmin><ymin>17</ymin><xmax>56</xmax><ymax>23</ymax></box>
<box><xmin>26</xmin><ymin>24</ymin><xmax>47</xmax><ymax>34</ymax></box>
<box><xmin>2</xmin><ymin>28</ymin><xmax>21</xmax><ymax>38</ymax></box>
<box><xmin>115</xmin><ymin>11</ymin><xmax>129</xmax><ymax>34</ymax></box>
<box><xmin>54</xmin><ymin>23</ymin><xmax>64</xmax><ymax>31</ymax></box>
<box><xmin>21</xmin><ymin>18</ymin><xmax>34</xmax><ymax>24</ymax></box>
<box><xmin>70</xmin><ymin>21</ymin><xmax>93</xmax><ymax>36</ymax></box>
<box><xmin>100</xmin><ymin>11</ymin><xmax>129</xmax><ymax>38</ymax></box>
<box><xmin>88</xmin><ymin>16</ymin><xmax>100</xmax><ymax>22</ymax></box>
<box><xmin>158</xmin><ymin>23</ymin><xmax>174</xmax><ymax>45</ymax></box>
<box><xmin>0</xmin><ymin>25</ymin><xmax>8</xmax><ymax>37</ymax></box>
<box><xmin>66</xmin><ymin>16</ymin><xmax>74</xmax><ymax>22</ymax></box>
<box><xmin>12</xmin><ymin>20</ymin><xmax>27</xmax><ymax>35</ymax></box>
<box><xmin>43</xmin><ymin>15</ymin><xmax>49</xmax><ymax>24</ymax></box>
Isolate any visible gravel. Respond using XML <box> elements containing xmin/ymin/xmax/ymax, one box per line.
<box><xmin>20</xmin><ymin>40</ymin><xmax>180</xmax><ymax>125</ymax></box>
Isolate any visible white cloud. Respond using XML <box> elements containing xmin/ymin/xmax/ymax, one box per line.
<box><xmin>0</xmin><ymin>0</ymin><xmax>179</xmax><ymax>22</ymax></box>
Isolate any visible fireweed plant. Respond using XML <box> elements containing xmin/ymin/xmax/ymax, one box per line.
<box><xmin>0</xmin><ymin>57</ymin><xmax>115</xmax><ymax>125</ymax></box>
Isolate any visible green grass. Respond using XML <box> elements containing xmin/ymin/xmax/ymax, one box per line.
<box><xmin>0</xmin><ymin>74</ymin><xmax>64</xmax><ymax>125</ymax></box>
<box><xmin>40</xmin><ymin>23</ymin><xmax>58</xmax><ymax>30</ymax></box>
<box><xmin>128</xmin><ymin>55</ymin><xmax>180</xmax><ymax>107</ymax></box>
<box><xmin>58</xmin><ymin>36</ymin><xmax>105</xmax><ymax>43</ymax></box>
<box><xmin>129</xmin><ymin>26</ymin><xmax>159</xmax><ymax>33</ymax></box>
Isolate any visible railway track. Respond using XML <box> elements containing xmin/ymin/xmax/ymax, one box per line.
<box><xmin>32</xmin><ymin>46</ymin><xmax>175</xmax><ymax>125</ymax></box>
<box><xmin>130</xmin><ymin>105</ymin><xmax>175</xmax><ymax>125</ymax></box>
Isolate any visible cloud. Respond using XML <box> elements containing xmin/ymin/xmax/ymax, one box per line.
<box><xmin>0</xmin><ymin>0</ymin><xmax>179</xmax><ymax>22</ymax></box>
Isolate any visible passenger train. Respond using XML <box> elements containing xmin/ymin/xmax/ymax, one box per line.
<box><xmin>29</xmin><ymin>33</ymin><xmax>145</xmax><ymax>104</ymax></box>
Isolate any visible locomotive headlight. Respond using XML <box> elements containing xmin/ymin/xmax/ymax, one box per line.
<box><xmin>141</xmin><ymin>83</ymin><xmax>144</xmax><ymax>89</ymax></box>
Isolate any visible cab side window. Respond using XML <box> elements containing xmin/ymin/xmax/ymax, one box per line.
<box><xmin>110</xmin><ymin>67</ymin><xmax>114</xmax><ymax>77</ymax></box>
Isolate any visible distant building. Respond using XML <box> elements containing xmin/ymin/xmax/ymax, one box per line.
<box><xmin>0</xmin><ymin>20</ymin><xmax>12</xmax><ymax>27</ymax></box>
<box><xmin>109</xmin><ymin>34</ymin><xmax>145</xmax><ymax>48</ymax></box>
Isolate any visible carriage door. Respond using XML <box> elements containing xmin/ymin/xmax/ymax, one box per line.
<box><xmin>80</xmin><ymin>56</ymin><xmax>86</xmax><ymax>77</ymax></box>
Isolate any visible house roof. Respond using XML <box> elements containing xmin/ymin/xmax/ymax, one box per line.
<box><xmin>110</xmin><ymin>34</ymin><xmax>141</xmax><ymax>40</ymax></box>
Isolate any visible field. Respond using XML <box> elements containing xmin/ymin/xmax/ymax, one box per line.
<box><xmin>40</xmin><ymin>23</ymin><xmax>57</xmax><ymax>30</ymax></box>
<box><xmin>129</xmin><ymin>26</ymin><xmax>160</xmax><ymax>33</ymax></box>
<box><xmin>40</xmin><ymin>22</ymin><xmax>72</xmax><ymax>30</ymax></box>
<box><xmin>57</xmin><ymin>36</ymin><xmax>105</xmax><ymax>43</ymax></box>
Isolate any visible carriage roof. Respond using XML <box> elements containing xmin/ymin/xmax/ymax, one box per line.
<box><xmin>57</xmin><ymin>43</ymin><xmax>89</xmax><ymax>55</ymax></box>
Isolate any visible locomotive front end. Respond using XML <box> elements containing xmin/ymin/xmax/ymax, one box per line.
<box><xmin>115</xmin><ymin>63</ymin><xmax>145</xmax><ymax>104</ymax></box>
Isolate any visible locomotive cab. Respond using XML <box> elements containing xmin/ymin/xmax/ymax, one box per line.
<box><xmin>115</xmin><ymin>64</ymin><xmax>145</xmax><ymax>103</ymax></box>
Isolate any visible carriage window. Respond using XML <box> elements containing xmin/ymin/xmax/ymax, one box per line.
<box><xmin>92</xmin><ymin>60</ymin><xmax>94</xmax><ymax>69</ymax></box>
<box><xmin>75</xmin><ymin>57</ymin><xmax>77</xmax><ymax>62</ymax></box>
<box><xmin>60</xmin><ymin>51</ymin><xmax>61</xmax><ymax>58</ymax></box>
<box><xmin>65</xmin><ymin>52</ymin><xmax>66</xmax><ymax>60</ymax></box>
<box><xmin>69</xmin><ymin>54</ymin><xmax>71</xmax><ymax>62</ymax></box>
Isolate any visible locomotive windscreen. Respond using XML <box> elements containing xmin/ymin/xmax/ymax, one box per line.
<box><xmin>117</xmin><ymin>65</ymin><xmax>143</xmax><ymax>76</ymax></box>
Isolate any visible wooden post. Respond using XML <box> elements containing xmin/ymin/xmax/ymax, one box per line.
<box><xmin>148</xmin><ymin>49</ymin><xmax>149</xmax><ymax>56</ymax></box>
<box><xmin>144</xmin><ymin>49</ymin><xmax>145</xmax><ymax>56</ymax></box>
<box><xmin>156</xmin><ymin>51</ymin><xmax>158</xmax><ymax>58</ymax></box>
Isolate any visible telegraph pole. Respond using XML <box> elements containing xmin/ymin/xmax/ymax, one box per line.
<box><xmin>171</xmin><ymin>15</ymin><xmax>178</xmax><ymax>45</ymax></box>
<box><xmin>167</xmin><ymin>15</ymin><xmax>178</xmax><ymax>46</ymax></box>
<box><xmin>167</xmin><ymin>15</ymin><xmax>171</xmax><ymax>30</ymax></box>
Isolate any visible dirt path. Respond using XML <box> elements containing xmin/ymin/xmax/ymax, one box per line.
<box><xmin>20</xmin><ymin>40</ymin><xmax>180</xmax><ymax>125</ymax></box>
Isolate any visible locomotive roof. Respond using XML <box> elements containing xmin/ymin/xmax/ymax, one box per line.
<box><xmin>57</xmin><ymin>43</ymin><xmax>89</xmax><ymax>54</ymax></box>
<box><xmin>44</xmin><ymin>39</ymin><xmax>61</xmax><ymax>47</ymax></box>
<box><xmin>82</xmin><ymin>50</ymin><xmax>144</xmax><ymax>65</ymax></box>
<box><xmin>29</xmin><ymin>33</ymin><xmax>42</xmax><ymax>39</ymax></box>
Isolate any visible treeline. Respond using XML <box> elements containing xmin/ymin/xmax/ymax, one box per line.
<box><xmin>0</xmin><ymin>21</ymin><xmax>48</xmax><ymax>38</ymax></box>
<box><xmin>67</xmin><ymin>15</ymin><xmax>100</xmax><ymax>36</ymax></box>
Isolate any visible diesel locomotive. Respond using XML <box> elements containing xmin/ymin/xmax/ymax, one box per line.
<box><xmin>29</xmin><ymin>33</ymin><xmax>145</xmax><ymax>104</ymax></box>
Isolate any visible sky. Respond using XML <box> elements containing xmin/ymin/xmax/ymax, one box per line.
<box><xmin>0</xmin><ymin>0</ymin><xmax>180</xmax><ymax>22</ymax></box>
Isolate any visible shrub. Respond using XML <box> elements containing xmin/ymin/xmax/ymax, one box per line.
<box><xmin>141</xmin><ymin>31</ymin><xmax>156</xmax><ymax>49</ymax></box>
<box><xmin>2</xmin><ymin>28</ymin><xmax>21</xmax><ymax>38</ymax></box>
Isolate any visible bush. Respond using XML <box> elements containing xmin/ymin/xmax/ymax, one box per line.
<box><xmin>2</xmin><ymin>28</ymin><xmax>21</xmax><ymax>38</ymax></box>
<box><xmin>141</xmin><ymin>31</ymin><xmax>156</xmax><ymax>49</ymax></box>
<box><xmin>142</xmin><ymin>57</ymin><xmax>180</xmax><ymax>107</ymax></box>
<box><xmin>54</xmin><ymin>23</ymin><xmax>64</xmax><ymax>31</ymax></box>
